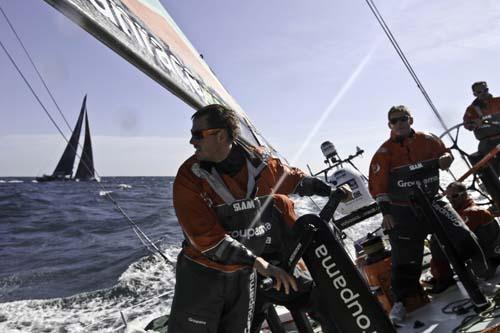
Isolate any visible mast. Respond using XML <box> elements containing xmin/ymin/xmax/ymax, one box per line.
<box><xmin>52</xmin><ymin>95</ymin><xmax>86</xmax><ymax>178</ymax></box>
<box><xmin>74</xmin><ymin>110</ymin><xmax>95</xmax><ymax>180</ymax></box>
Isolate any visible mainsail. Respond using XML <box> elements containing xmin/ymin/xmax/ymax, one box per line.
<box><xmin>74</xmin><ymin>111</ymin><xmax>95</xmax><ymax>180</ymax></box>
<box><xmin>42</xmin><ymin>0</ymin><xmax>277</xmax><ymax>153</ymax></box>
<box><xmin>37</xmin><ymin>95</ymin><xmax>96</xmax><ymax>182</ymax></box>
<box><xmin>52</xmin><ymin>95</ymin><xmax>86</xmax><ymax>178</ymax></box>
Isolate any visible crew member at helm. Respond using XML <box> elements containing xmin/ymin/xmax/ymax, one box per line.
<box><xmin>463</xmin><ymin>81</ymin><xmax>500</xmax><ymax>189</ymax></box>
<box><xmin>168</xmin><ymin>104</ymin><xmax>348</xmax><ymax>333</ymax></box>
<box><xmin>368</xmin><ymin>105</ymin><xmax>454</xmax><ymax>324</ymax></box>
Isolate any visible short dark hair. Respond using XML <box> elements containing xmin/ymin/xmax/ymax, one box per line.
<box><xmin>191</xmin><ymin>104</ymin><xmax>240</xmax><ymax>141</ymax></box>
<box><xmin>446</xmin><ymin>181</ymin><xmax>467</xmax><ymax>193</ymax></box>
<box><xmin>388</xmin><ymin>105</ymin><xmax>411</xmax><ymax>120</ymax></box>
<box><xmin>472</xmin><ymin>81</ymin><xmax>488</xmax><ymax>93</ymax></box>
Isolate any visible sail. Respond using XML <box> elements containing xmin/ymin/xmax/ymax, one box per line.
<box><xmin>74</xmin><ymin>111</ymin><xmax>95</xmax><ymax>180</ymax></box>
<box><xmin>52</xmin><ymin>95</ymin><xmax>86</xmax><ymax>177</ymax></box>
<box><xmin>42</xmin><ymin>0</ymin><xmax>276</xmax><ymax>153</ymax></box>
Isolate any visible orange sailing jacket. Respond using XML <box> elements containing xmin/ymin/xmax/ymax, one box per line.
<box><xmin>455</xmin><ymin>197</ymin><xmax>494</xmax><ymax>232</ymax></box>
<box><xmin>463</xmin><ymin>96</ymin><xmax>500</xmax><ymax>129</ymax></box>
<box><xmin>368</xmin><ymin>130</ymin><xmax>448</xmax><ymax>204</ymax></box>
<box><xmin>173</xmin><ymin>145</ymin><xmax>304</xmax><ymax>272</ymax></box>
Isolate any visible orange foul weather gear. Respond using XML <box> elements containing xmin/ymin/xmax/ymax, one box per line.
<box><xmin>463</xmin><ymin>96</ymin><xmax>500</xmax><ymax>134</ymax></box>
<box><xmin>368</xmin><ymin>130</ymin><xmax>448</xmax><ymax>206</ymax></box>
<box><xmin>173</xmin><ymin>143</ymin><xmax>304</xmax><ymax>272</ymax></box>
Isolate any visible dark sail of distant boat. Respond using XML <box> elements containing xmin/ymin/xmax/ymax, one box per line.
<box><xmin>36</xmin><ymin>95</ymin><xmax>97</xmax><ymax>182</ymax></box>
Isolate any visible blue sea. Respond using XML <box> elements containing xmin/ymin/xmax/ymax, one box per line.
<box><xmin>0</xmin><ymin>176</ymin><xmax>381</xmax><ymax>332</ymax></box>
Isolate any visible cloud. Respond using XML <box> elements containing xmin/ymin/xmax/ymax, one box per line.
<box><xmin>386</xmin><ymin>1</ymin><xmax>500</xmax><ymax>61</ymax></box>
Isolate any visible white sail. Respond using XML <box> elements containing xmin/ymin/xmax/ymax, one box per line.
<box><xmin>43</xmin><ymin>0</ymin><xmax>275</xmax><ymax>151</ymax></box>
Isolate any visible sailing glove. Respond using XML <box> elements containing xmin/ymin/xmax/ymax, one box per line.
<box><xmin>295</xmin><ymin>176</ymin><xmax>332</xmax><ymax>197</ymax></box>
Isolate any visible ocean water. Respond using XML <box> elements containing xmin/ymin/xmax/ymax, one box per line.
<box><xmin>0</xmin><ymin>176</ymin><xmax>384</xmax><ymax>332</ymax></box>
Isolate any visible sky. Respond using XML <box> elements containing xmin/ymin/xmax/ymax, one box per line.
<box><xmin>1</xmin><ymin>0</ymin><xmax>500</xmax><ymax>176</ymax></box>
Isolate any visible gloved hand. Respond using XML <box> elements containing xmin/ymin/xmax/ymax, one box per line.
<box><xmin>438</xmin><ymin>152</ymin><xmax>454</xmax><ymax>170</ymax></box>
<box><xmin>295</xmin><ymin>176</ymin><xmax>332</xmax><ymax>197</ymax></box>
<box><xmin>336</xmin><ymin>184</ymin><xmax>353</xmax><ymax>202</ymax></box>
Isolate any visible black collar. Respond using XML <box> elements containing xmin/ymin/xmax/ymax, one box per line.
<box><xmin>200</xmin><ymin>141</ymin><xmax>263</xmax><ymax>176</ymax></box>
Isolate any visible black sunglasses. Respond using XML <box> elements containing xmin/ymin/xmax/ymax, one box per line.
<box><xmin>190</xmin><ymin>128</ymin><xmax>222</xmax><ymax>140</ymax></box>
<box><xmin>389</xmin><ymin>115</ymin><xmax>409</xmax><ymax>125</ymax></box>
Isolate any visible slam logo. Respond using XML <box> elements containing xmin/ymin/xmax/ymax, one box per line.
<box><xmin>233</xmin><ymin>199</ymin><xmax>256</xmax><ymax>212</ymax></box>
<box><xmin>408</xmin><ymin>162</ymin><xmax>423</xmax><ymax>171</ymax></box>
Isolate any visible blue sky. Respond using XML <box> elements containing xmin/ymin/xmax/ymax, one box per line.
<box><xmin>1</xmin><ymin>0</ymin><xmax>500</xmax><ymax>176</ymax></box>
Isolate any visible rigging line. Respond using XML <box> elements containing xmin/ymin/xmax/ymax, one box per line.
<box><xmin>0</xmin><ymin>5</ymin><xmax>72</xmax><ymax>133</ymax></box>
<box><xmin>364</xmin><ymin>0</ymin><xmax>472</xmax><ymax>170</ymax></box>
<box><xmin>0</xmin><ymin>37</ymin><xmax>172</xmax><ymax>264</ymax></box>
<box><xmin>0</xmin><ymin>6</ymin><xmax>118</xmax><ymax>190</ymax></box>
<box><xmin>0</xmin><ymin>39</ymin><xmax>70</xmax><ymax>145</ymax></box>
<box><xmin>0</xmin><ymin>6</ymin><xmax>106</xmax><ymax>184</ymax></box>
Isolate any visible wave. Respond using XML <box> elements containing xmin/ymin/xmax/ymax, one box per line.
<box><xmin>0</xmin><ymin>246</ymin><xmax>180</xmax><ymax>333</ymax></box>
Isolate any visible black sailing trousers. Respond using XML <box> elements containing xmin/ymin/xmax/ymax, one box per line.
<box><xmin>167</xmin><ymin>253</ymin><xmax>256</xmax><ymax>333</ymax></box>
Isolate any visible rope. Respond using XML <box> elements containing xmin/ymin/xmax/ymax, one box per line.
<box><xmin>0</xmin><ymin>6</ymin><xmax>73</xmax><ymax>133</ymax></box>
<box><xmin>0</xmin><ymin>7</ymin><xmax>173</xmax><ymax>264</ymax></box>
<box><xmin>364</xmin><ymin>0</ymin><xmax>471</xmax><ymax>170</ymax></box>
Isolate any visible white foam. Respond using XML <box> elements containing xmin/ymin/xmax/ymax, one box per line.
<box><xmin>0</xmin><ymin>246</ymin><xmax>180</xmax><ymax>333</ymax></box>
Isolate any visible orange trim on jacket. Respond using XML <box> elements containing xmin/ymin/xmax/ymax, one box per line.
<box><xmin>173</xmin><ymin>148</ymin><xmax>304</xmax><ymax>272</ymax></box>
<box><xmin>463</xmin><ymin>96</ymin><xmax>500</xmax><ymax>129</ymax></box>
<box><xmin>455</xmin><ymin>197</ymin><xmax>494</xmax><ymax>232</ymax></box>
<box><xmin>368</xmin><ymin>131</ymin><xmax>448</xmax><ymax>204</ymax></box>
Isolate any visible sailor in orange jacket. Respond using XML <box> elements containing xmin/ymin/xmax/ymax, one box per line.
<box><xmin>169</xmin><ymin>104</ymin><xmax>345</xmax><ymax>333</ymax></box>
<box><xmin>430</xmin><ymin>181</ymin><xmax>500</xmax><ymax>287</ymax></box>
<box><xmin>464</xmin><ymin>81</ymin><xmax>500</xmax><ymax>176</ymax></box>
<box><xmin>463</xmin><ymin>81</ymin><xmax>500</xmax><ymax>134</ymax></box>
<box><xmin>368</xmin><ymin>105</ymin><xmax>454</xmax><ymax>323</ymax></box>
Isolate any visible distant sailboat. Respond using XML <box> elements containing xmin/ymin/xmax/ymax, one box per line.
<box><xmin>36</xmin><ymin>95</ymin><xmax>97</xmax><ymax>182</ymax></box>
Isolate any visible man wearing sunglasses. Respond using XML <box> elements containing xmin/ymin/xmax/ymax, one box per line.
<box><xmin>427</xmin><ymin>181</ymin><xmax>500</xmax><ymax>291</ymax></box>
<box><xmin>368</xmin><ymin>105</ymin><xmax>454</xmax><ymax>324</ymax></box>
<box><xmin>463</xmin><ymin>81</ymin><xmax>500</xmax><ymax>133</ymax></box>
<box><xmin>168</xmin><ymin>104</ymin><xmax>347</xmax><ymax>332</ymax></box>
<box><xmin>463</xmin><ymin>81</ymin><xmax>500</xmax><ymax>204</ymax></box>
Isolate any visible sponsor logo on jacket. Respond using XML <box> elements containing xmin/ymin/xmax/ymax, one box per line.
<box><xmin>233</xmin><ymin>199</ymin><xmax>256</xmax><ymax>212</ymax></box>
<box><xmin>408</xmin><ymin>162</ymin><xmax>423</xmax><ymax>171</ymax></box>
<box><xmin>230</xmin><ymin>223</ymin><xmax>272</xmax><ymax>239</ymax></box>
<box><xmin>397</xmin><ymin>175</ymin><xmax>438</xmax><ymax>188</ymax></box>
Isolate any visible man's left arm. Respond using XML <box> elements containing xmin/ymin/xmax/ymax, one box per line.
<box><xmin>265</xmin><ymin>157</ymin><xmax>351</xmax><ymax>199</ymax></box>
